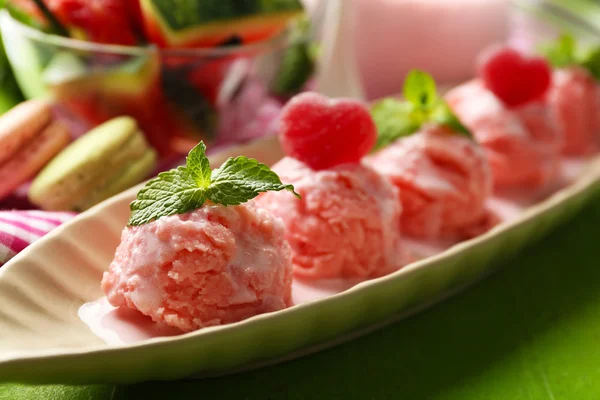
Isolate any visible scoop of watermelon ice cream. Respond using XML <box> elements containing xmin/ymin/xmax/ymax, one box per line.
<box><xmin>548</xmin><ymin>66</ymin><xmax>600</xmax><ymax>155</ymax></box>
<box><xmin>255</xmin><ymin>157</ymin><xmax>405</xmax><ymax>280</ymax></box>
<box><xmin>101</xmin><ymin>203</ymin><xmax>292</xmax><ymax>332</ymax></box>
<box><xmin>446</xmin><ymin>80</ymin><xmax>562</xmax><ymax>188</ymax></box>
<box><xmin>367</xmin><ymin>125</ymin><xmax>494</xmax><ymax>239</ymax></box>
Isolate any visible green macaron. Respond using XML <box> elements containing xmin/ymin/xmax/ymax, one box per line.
<box><xmin>29</xmin><ymin>116</ymin><xmax>157</xmax><ymax>211</ymax></box>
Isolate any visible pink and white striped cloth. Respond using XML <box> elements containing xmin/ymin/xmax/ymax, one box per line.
<box><xmin>0</xmin><ymin>211</ymin><xmax>75</xmax><ymax>267</ymax></box>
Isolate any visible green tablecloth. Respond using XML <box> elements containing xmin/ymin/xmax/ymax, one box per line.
<box><xmin>2</xmin><ymin>200</ymin><xmax>600</xmax><ymax>400</ymax></box>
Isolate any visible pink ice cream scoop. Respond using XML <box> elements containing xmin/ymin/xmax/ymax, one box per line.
<box><xmin>255</xmin><ymin>157</ymin><xmax>404</xmax><ymax>280</ymax></box>
<box><xmin>101</xmin><ymin>203</ymin><xmax>293</xmax><ymax>332</ymax></box>
<box><xmin>367</xmin><ymin>125</ymin><xmax>493</xmax><ymax>239</ymax></box>
<box><xmin>446</xmin><ymin>79</ymin><xmax>562</xmax><ymax>189</ymax></box>
<box><xmin>547</xmin><ymin>66</ymin><xmax>600</xmax><ymax>155</ymax></box>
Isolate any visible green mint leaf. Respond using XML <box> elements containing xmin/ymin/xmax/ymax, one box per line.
<box><xmin>208</xmin><ymin>156</ymin><xmax>300</xmax><ymax>205</ymax></box>
<box><xmin>540</xmin><ymin>34</ymin><xmax>577</xmax><ymax>68</ymax></box>
<box><xmin>370</xmin><ymin>98</ymin><xmax>420</xmax><ymax>152</ymax></box>
<box><xmin>128</xmin><ymin>141</ymin><xmax>298</xmax><ymax>226</ymax></box>
<box><xmin>187</xmin><ymin>141</ymin><xmax>211</xmax><ymax>187</ymax></box>
<box><xmin>540</xmin><ymin>33</ymin><xmax>600</xmax><ymax>82</ymax></box>
<box><xmin>580</xmin><ymin>47</ymin><xmax>600</xmax><ymax>81</ymax></box>
<box><xmin>128</xmin><ymin>144</ymin><xmax>212</xmax><ymax>226</ymax></box>
<box><xmin>371</xmin><ymin>71</ymin><xmax>473</xmax><ymax>150</ymax></box>
<box><xmin>127</xmin><ymin>166</ymin><xmax>207</xmax><ymax>226</ymax></box>
<box><xmin>430</xmin><ymin>101</ymin><xmax>473</xmax><ymax>139</ymax></box>
<box><xmin>544</xmin><ymin>34</ymin><xmax>575</xmax><ymax>67</ymax></box>
<box><xmin>403</xmin><ymin>69</ymin><xmax>437</xmax><ymax>108</ymax></box>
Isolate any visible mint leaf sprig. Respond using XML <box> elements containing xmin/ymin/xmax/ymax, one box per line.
<box><xmin>128</xmin><ymin>142</ymin><xmax>300</xmax><ymax>226</ymax></box>
<box><xmin>541</xmin><ymin>34</ymin><xmax>577</xmax><ymax>68</ymax></box>
<box><xmin>370</xmin><ymin>99</ymin><xmax>418</xmax><ymax>152</ymax></box>
<box><xmin>371</xmin><ymin>70</ymin><xmax>471</xmax><ymax>152</ymax></box>
<box><xmin>371</xmin><ymin>70</ymin><xmax>473</xmax><ymax>151</ymax></box>
<box><xmin>540</xmin><ymin>33</ymin><xmax>600</xmax><ymax>80</ymax></box>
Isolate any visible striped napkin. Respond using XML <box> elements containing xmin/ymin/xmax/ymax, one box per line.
<box><xmin>0</xmin><ymin>211</ymin><xmax>75</xmax><ymax>267</ymax></box>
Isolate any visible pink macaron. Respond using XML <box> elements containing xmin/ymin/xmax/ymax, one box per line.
<box><xmin>0</xmin><ymin>100</ymin><xmax>71</xmax><ymax>201</ymax></box>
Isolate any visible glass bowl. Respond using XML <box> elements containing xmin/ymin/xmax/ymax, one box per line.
<box><xmin>0</xmin><ymin>11</ymin><xmax>316</xmax><ymax>159</ymax></box>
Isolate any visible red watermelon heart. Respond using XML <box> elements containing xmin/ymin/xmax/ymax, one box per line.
<box><xmin>477</xmin><ymin>46</ymin><xmax>552</xmax><ymax>108</ymax></box>
<box><xmin>279</xmin><ymin>92</ymin><xmax>377</xmax><ymax>170</ymax></box>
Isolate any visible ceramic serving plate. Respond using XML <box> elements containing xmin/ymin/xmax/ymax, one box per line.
<box><xmin>1</xmin><ymin>136</ymin><xmax>600</xmax><ymax>385</ymax></box>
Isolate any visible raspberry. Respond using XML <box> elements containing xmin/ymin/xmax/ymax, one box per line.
<box><xmin>279</xmin><ymin>92</ymin><xmax>377</xmax><ymax>170</ymax></box>
<box><xmin>477</xmin><ymin>46</ymin><xmax>551</xmax><ymax>108</ymax></box>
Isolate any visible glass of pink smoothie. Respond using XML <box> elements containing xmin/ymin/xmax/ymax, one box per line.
<box><xmin>304</xmin><ymin>0</ymin><xmax>511</xmax><ymax>99</ymax></box>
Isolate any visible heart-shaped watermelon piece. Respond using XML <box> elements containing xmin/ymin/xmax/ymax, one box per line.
<box><xmin>478</xmin><ymin>46</ymin><xmax>552</xmax><ymax>108</ymax></box>
<box><xmin>279</xmin><ymin>92</ymin><xmax>377</xmax><ymax>170</ymax></box>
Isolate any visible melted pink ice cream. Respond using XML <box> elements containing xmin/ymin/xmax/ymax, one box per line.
<box><xmin>101</xmin><ymin>203</ymin><xmax>292</xmax><ymax>332</ymax></box>
<box><xmin>446</xmin><ymin>80</ymin><xmax>562</xmax><ymax>188</ymax></box>
<box><xmin>368</xmin><ymin>125</ymin><xmax>494</xmax><ymax>239</ymax></box>
<box><xmin>548</xmin><ymin>67</ymin><xmax>600</xmax><ymax>155</ymax></box>
<box><xmin>255</xmin><ymin>157</ymin><xmax>404</xmax><ymax>280</ymax></box>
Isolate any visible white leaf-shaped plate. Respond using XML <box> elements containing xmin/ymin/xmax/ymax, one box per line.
<box><xmin>1</xmin><ymin>136</ymin><xmax>600</xmax><ymax>385</ymax></box>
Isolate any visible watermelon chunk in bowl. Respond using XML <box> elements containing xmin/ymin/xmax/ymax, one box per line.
<box><xmin>0</xmin><ymin>0</ymin><xmax>315</xmax><ymax>159</ymax></box>
<box><xmin>140</xmin><ymin>0</ymin><xmax>305</xmax><ymax>48</ymax></box>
